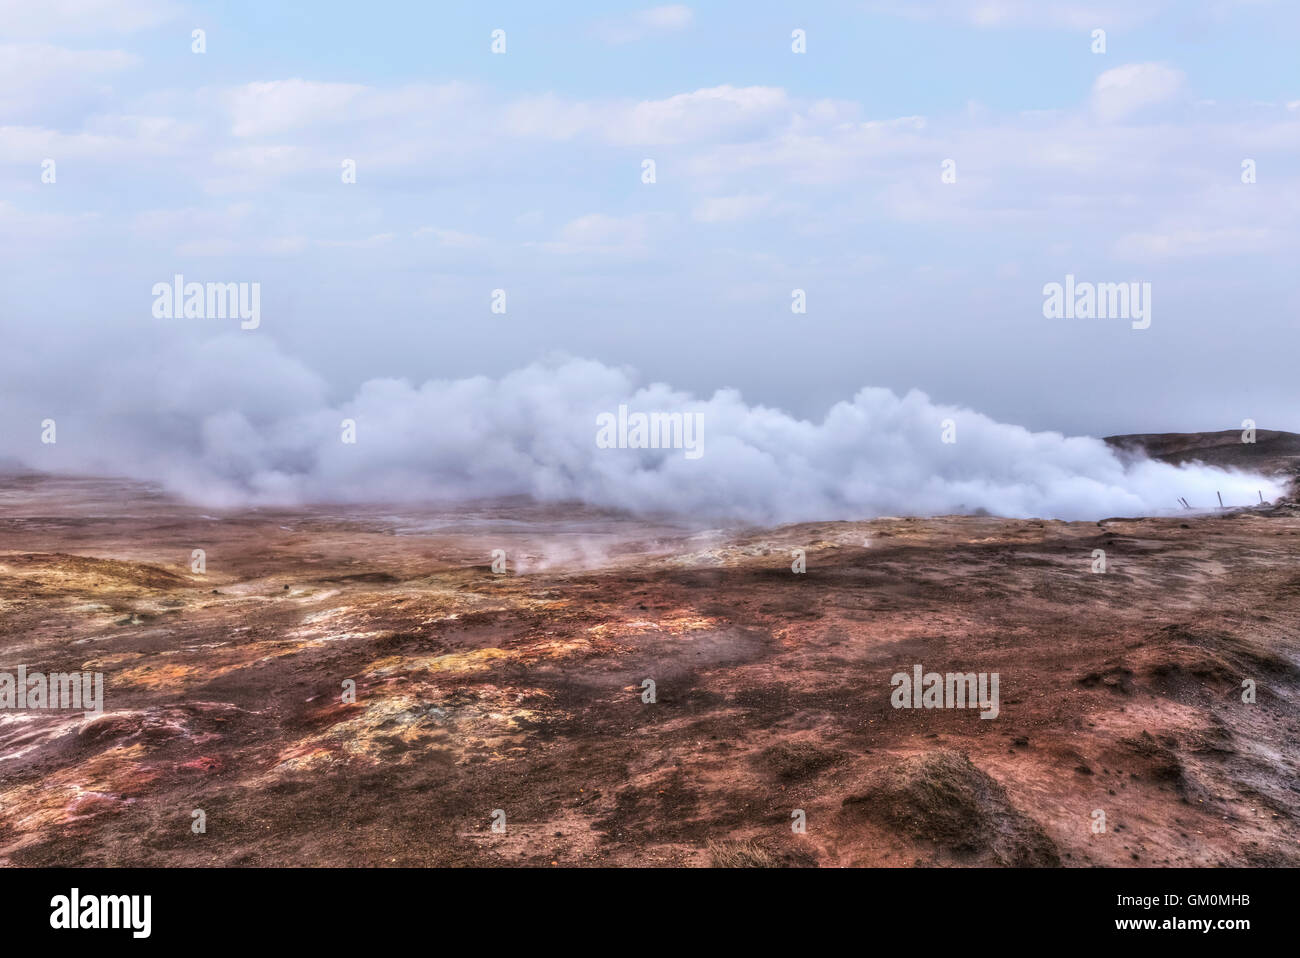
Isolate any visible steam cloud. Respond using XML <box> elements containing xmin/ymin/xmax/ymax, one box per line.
<box><xmin>1</xmin><ymin>336</ymin><xmax>1282</xmax><ymax>523</ymax></box>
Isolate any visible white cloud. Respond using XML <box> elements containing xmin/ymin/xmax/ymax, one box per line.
<box><xmin>862</xmin><ymin>1</ymin><xmax>1270</xmax><ymax>29</ymax></box>
<box><xmin>5</xmin><ymin>67</ymin><xmax>1297</xmax><ymax>268</ymax></box>
<box><xmin>505</xmin><ymin>84</ymin><xmax>790</xmax><ymax>145</ymax></box>
<box><xmin>1091</xmin><ymin>62</ymin><xmax>1186</xmax><ymax>121</ymax></box>
<box><xmin>534</xmin><ymin>213</ymin><xmax>659</xmax><ymax>257</ymax></box>
<box><xmin>1114</xmin><ymin>225</ymin><xmax>1272</xmax><ymax>259</ymax></box>
<box><xmin>692</xmin><ymin>193</ymin><xmax>772</xmax><ymax>223</ymax></box>
<box><xmin>619</xmin><ymin>85</ymin><xmax>788</xmax><ymax>144</ymax></box>
<box><xmin>0</xmin><ymin>0</ymin><xmax>178</xmax><ymax>38</ymax></box>
<box><xmin>224</xmin><ymin>79</ymin><xmax>369</xmax><ymax>138</ymax></box>
<box><xmin>562</xmin><ymin>213</ymin><xmax>632</xmax><ymax>244</ymax></box>
<box><xmin>413</xmin><ymin>227</ymin><xmax>489</xmax><ymax>248</ymax></box>
<box><xmin>0</xmin><ymin>122</ymin><xmax>177</xmax><ymax>165</ymax></box>
<box><xmin>0</xmin><ymin>199</ymin><xmax>103</xmax><ymax>251</ymax></box>
<box><xmin>595</xmin><ymin>5</ymin><xmax>694</xmax><ymax>44</ymax></box>
<box><xmin>0</xmin><ymin>43</ymin><xmax>137</xmax><ymax>116</ymax></box>
<box><xmin>317</xmin><ymin>233</ymin><xmax>396</xmax><ymax>250</ymax></box>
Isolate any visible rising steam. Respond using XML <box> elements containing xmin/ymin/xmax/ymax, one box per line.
<box><xmin>1</xmin><ymin>336</ymin><xmax>1282</xmax><ymax>523</ymax></box>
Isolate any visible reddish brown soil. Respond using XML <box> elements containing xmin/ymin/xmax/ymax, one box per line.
<box><xmin>2</xmin><ymin>474</ymin><xmax>1298</xmax><ymax>867</ymax></box>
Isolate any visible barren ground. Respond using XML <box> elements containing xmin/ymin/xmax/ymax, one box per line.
<box><xmin>1</xmin><ymin>474</ymin><xmax>1298</xmax><ymax>867</ymax></box>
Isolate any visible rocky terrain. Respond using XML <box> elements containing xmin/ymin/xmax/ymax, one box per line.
<box><xmin>1</xmin><ymin>466</ymin><xmax>1298</xmax><ymax>867</ymax></box>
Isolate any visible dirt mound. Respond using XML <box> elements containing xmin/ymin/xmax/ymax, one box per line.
<box><xmin>1078</xmin><ymin>625</ymin><xmax>1295</xmax><ymax>703</ymax></box>
<box><xmin>841</xmin><ymin>751</ymin><xmax>1060</xmax><ymax>867</ymax></box>
<box><xmin>1105</xmin><ymin>429</ymin><xmax>1300</xmax><ymax>489</ymax></box>
<box><xmin>756</xmin><ymin>741</ymin><xmax>846</xmax><ymax>782</ymax></box>
<box><xmin>0</xmin><ymin>552</ymin><xmax>190</xmax><ymax>592</ymax></box>
<box><xmin>706</xmin><ymin>838</ymin><xmax>817</xmax><ymax>868</ymax></box>
<box><xmin>1118</xmin><ymin>731</ymin><xmax>1186</xmax><ymax>786</ymax></box>
<box><xmin>1077</xmin><ymin>664</ymin><xmax>1135</xmax><ymax>695</ymax></box>
<box><xmin>1144</xmin><ymin>624</ymin><xmax>1297</xmax><ymax>680</ymax></box>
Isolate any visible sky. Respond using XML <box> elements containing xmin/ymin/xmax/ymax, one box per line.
<box><xmin>0</xmin><ymin>0</ymin><xmax>1297</xmax><ymax>516</ymax></box>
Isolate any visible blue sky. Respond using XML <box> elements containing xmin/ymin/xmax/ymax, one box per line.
<box><xmin>98</xmin><ymin>1</ymin><xmax>1300</xmax><ymax>108</ymax></box>
<box><xmin>3</xmin><ymin>0</ymin><xmax>1299</xmax><ymax>441</ymax></box>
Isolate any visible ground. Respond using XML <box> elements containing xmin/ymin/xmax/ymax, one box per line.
<box><xmin>1</xmin><ymin>473</ymin><xmax>1298</xmax><ymax>867</ymax></box>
